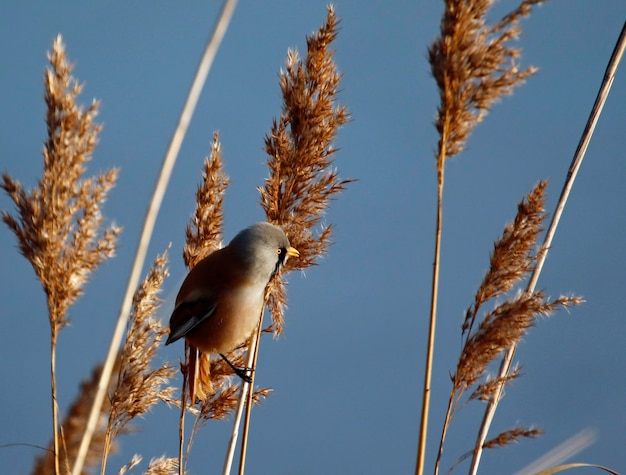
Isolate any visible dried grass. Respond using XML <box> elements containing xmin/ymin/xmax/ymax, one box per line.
<box><xmin>470</xmin><ymin>22</ymin><xmax>626</xmax><ymax>475</ymax></box>
<box><xmin>72</xmin><ymin>5</ymin><xmax>239</xmax><ymax>472</ymax></box>
<box><xmin>179</xmin><ymin>132</ymin><xmax>231</xmax><ymax>404</ymax></box>
<box><xmin>117</xmin><ymin>454</ymin><xmax>142</xmax><ymax>475</ymax></box>
<box><xmin>102</xmin><ymin>252</ymin><xmax>176</xmax><ymax>474</ymax></box>
<box><xmin>463</xmin><ymin>181</ymin><xmax>549</xmax><ymax>338</ymax></box>
<box><xmin>143</xmin><ymin>457</ymin><xmax>184</xmax><ymax>475</ymax></box>
<box><xmin>418</xmin><ymin>2</ymin><xmax>548</xmax><ymax>474</ymax></box>
<box><xmin>172</xmin><ymin>133</ymin><xmax>273</xmax><ymax>473</ymax></box>
<box><xmin>259</xmin><ymin>5</ymin><xmax>352</xmax><ymax>335</ymax></box>
<box><xmin>445</xmin><ymin>428</ymin><xmax>543</xmax><ymax>475</ymax></box>
<box><xmin>1</xmin><ymin>35</ymin><xmax>120</xmax><ymax>332</ymax></box>
<box><xmin>429</xmin><ymin>0</ymin><xmax>545</xmax><ymax>163</ymax></box>
<box><xmin>175</xmin><ymin>133</ymin><xmax>258</xmax><ymax>407</ymax></box>
<box><xmin>2</xmin><ymin>35</ymin><xmax>120</xmax><ymax>475</ymax></box>
<box><xmin>183</xmin><ymin>133</ymin><xmax>229</xmax><ymax>268</ymax></box>
<box><xmin>433</xmin><ymin>182</ymin><xmax>582</xmax><ymax>475</ymax></box>
<box><xmin>4</xmin><ymin>7</ymin><xmax>352</xmax><ymax>475</ymax></box>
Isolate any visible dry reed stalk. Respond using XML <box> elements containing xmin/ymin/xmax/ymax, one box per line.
<box><xmin>470</xmin><ymin>21</ymin><xmax>626</xmax><ymax>475</ymax></box>
<box><xmin>175</xmin><ymin>133</ymin><xmax>226</xmax><ymax>471</ymax></box>
<box><xmin>31</xmin><ymin>363</ymin><xmax>120</xmax><ymax>475</ymax></box>
<box><xmin>225</xmin><ymin>5</ymin><xmax>351</xmax><ymax>473</ymax></box>
<box><xmin>259</xmin><ymin>4</ymin><xmax>351</xmax><ymax>333</ymax></box>
<box><xmin>181</xmin><ymin>132</ymin><xmax>229</xmax><ymax>403</ymax></box>
<box><xmin>417</xmin><ymin>2</ymin><xmax>546</xmax><ymax>474</ymax></box>
<box><xmin>73</xmin><ymin>3</ymin><xmax>238</xmax><ymax>473</ymax></box>
<box><xmin>433</xmin><ymin>182</ymin><xmax>582</xmax><ymax>475</ymax></box>
<box><xmin>101</xmin><ymin>252</ymin><xmax>176</xmax><ymax>475</ymax></box>
<box><xmin>445</xmin><ymin>428</ymin><xmax>543</xmax><ymax>475</ymax></box>
<box><xmin>172</xmin><ymin>134</ymin><xmax>270</xmax><ymax>473</ymax></box>
<box><xmin>117</xmin><ymin>454</ymin><xmax>142</xmax><ymax>475</ymax></box>
<box><xmin>1</xmin><ymin>35</ymin><xmax>120</xmax><ymax>475</ymax></box>
<box><xmin>143</xmin><ymin>456</ymin><xmax>185</xmax><ymax>475</ymax></box>
<box><xmin>183</xmin><ymin>133</ymin><xmax>229</xmax><ymax>267</ymax></box>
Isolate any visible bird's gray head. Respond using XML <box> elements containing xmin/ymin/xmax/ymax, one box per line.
<box><xmin>229</xmin><ymin>222</ymin><xmax>298</xmax><ymax>283</ymax></box>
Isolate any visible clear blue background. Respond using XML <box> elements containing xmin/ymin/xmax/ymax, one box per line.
<box><xmin>1</xmin><ymin>1</ymin><xmax>625</xmax><ymax>474</ymax></box>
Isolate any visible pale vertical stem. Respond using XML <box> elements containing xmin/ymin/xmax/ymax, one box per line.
<box><xmin>238</xmin><ymin>308</ymin><xmax>265</xmax><ymax>475</ymax></box>
<box><xmin>70</xmin><ymin>1</ymin><xmax>238</xmax><ymax>474</ymax></box>
<box><xmin>416</xmin><ymin>157</ymin><xmax>445</xmax><ymax>475</ymax></box>
<box><xmin>221</xmin><ymin>380</ymin><xmax>249</xmax><ymax>475</ymax></box>
<box><xmin>178</xmin><ymin>347</ymin><xmax>189</xmax><ymax>475</ymax></box>
<box><xmin>222</xmin><ymin>309</ymin><xmax>262</xmax><ymax>475</ymax></box>
<box><xmin>468</xmin><ymin>21</ymin><xmax>626</xmax><ymax>475</ymax></box>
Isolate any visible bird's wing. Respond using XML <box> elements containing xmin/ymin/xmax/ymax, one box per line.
<box><xmin>165</xmin><ymin>297</ymin><xmax>217</xmax><ymax>345</ymax></box>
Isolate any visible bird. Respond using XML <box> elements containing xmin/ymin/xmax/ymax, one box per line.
<box><xmin>165</xmin><ymin>222</ymin><xmax>299</xmax><ymax>383</ymax></box>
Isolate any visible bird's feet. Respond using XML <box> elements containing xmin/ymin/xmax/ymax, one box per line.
<box><xmin>219</xmin><ymin>353</ymin><xmax>254</xmax><ymax>383</ymax></box>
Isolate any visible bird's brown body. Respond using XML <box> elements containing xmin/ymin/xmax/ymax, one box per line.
<box><xmin>169</xmin><ymin>244</ymin><xmax>266</xmax><ymax>354</ymax></box>
<box><xmin>166</xmin><ymin>222</ymin><xmax>298</xmax><ymax>358</ymax></box>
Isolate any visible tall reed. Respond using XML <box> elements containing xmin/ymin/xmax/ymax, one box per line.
<box><xmin>230</xmin><ymin>6</ymin><xmax>352</xmax><ymax>473</ymax></box>
<box><xmin>101</xmin><ymin>252</ymin><xmax>175</xmax><ymax>475</ymax></box>
<box><xmin>433</xmin><ymin>181</ymin><xmax>581</xmax><ymax>475</ymax></box>
<box><xmin>72</xmin><ymin>3</ymin><xmax>238</xmax><ymax>473</ymax></box>
<box><xmin>1</xmin><ymin>35</ymin><xmax>120</xmax><ymax>475</ymax></box>
<box><xmin>416</xmin><ymin>1</ymin><xmax>546</xmax><ymax>474</ymax></box>
<box><xmin>259</xmin><ymin>5</ymin><xmax>352</xmax><ymax>332</ymax></box>
<box><xmin>469</xmin><ymin>20</ymin><xmax>626</xmax><ymax>475</ymax></box>
<box><xmin>173</xmin><ymin>134</ymin><xmax>271</xmax><ymax>473</ymax></box>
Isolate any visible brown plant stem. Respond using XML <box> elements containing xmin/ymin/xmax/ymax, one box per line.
<box><xmin>222</xmin><ymin>317</ymin><xmax>261</xmax><ymax>475</ymax></box>
<box><xmin>70</xmin><ymin>1</ymin><xmax>238</xmax><ymax>473</ymax></box>
<box><xmin>50</xmin><ymin>334</ymin><xmax>60</xmax><ymax>475</ymax></box>
<box><xmin>434</xmin><ymin>379</ymin><xmax>454</xmax><ymax>475</ymax></box>
<box><xmin>416</xmin><ymin>152</ymin><xmax>445</xmax><ymax>475</ymax></box>
<box><xmin>178</xmin><ymin>354</ymin><xmax>188</xmax><ymax>475</ymax></box>
<box><xmin>469</xmin><ymin>20</ymin><xmax>626</xmax><ymax>475</ymax></box>
<box><xmin>238</xmin><ymin>308</ymin><xmax>265</xmax><ymax>475</ymax></box>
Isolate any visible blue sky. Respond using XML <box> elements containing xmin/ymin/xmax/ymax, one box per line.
<box><xmin>1</xmin><ymin>1</ymin><xmax>625</xmax><ymax>474</ymax></box>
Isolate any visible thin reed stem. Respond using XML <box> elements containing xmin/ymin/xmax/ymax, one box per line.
<box><xmin>469</xmin><ymin>20</ymin><xmax>626</xmax><ymax>475</ymax></box>
<box><xmin>50</xmin><ymin>335</ymin><xmax>60</xmax><ymax>475</ymax></box>
<box><xmin>70</xmin><ymin>2</ymin><xmax>238</xmax><ymax>474</ymax></box>
<box><xmin>434</xmin><ymin>379</ymin><xmax>454</xmax><ymax>475</ymax></box>
<box><xmin>416</xmin><ymin>159</ymin><xmax>445</xmax><ymax>475</ymax></box>
<box><xmin>222</xmin><ymin>315</ymin><xmax>261</xmax><ymax>475</ymax></box>
<box><xmin>238</xmin><ymin>308</ymin><xmax>265</xmax><ymax>475</ymax></box>
<box><xmin>178</xmin><ymin>357</ymin><xmax>188</xmax><ymax>475</ymax></box>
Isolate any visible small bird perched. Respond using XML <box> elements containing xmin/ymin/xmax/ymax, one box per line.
<box><xmin>166</xmin><ymin>222</ymin><xmax>299</xmax><ymax>382</ymax></box>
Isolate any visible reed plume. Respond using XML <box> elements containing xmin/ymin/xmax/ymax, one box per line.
<box><xmin>445</xmin><ymin>428</ymin><xmax>543</xmax><ymax>475</ymax></box>
<box><xmin>177</xmin><ymin>133</ymin><xmax>249</xmax><ymax>403</ymax></box>
<box><xmin>143</xmin><ymin>457</ymin><xmax>184</xmax><ymax>475</ymax></box>
<box><xmin>469</xmin><ymin>21</ymin><xmax>626</xmax><ymax>475</ymax></box>
<box><xmin>417</xmin><ymin>2</ymin><xmax>546</xmax><ymax>474</ymax></box>
<box><xmin>102</xmin><ymin>251</ymin><xmax>176</xmax><ymax>475</ymax></box>
<box><xmin>434</xmin><ymin>182</ymin><xmax>582</xmax><ymax>474</ymax></box>
<box><xmin>117</xmin><ymin>455</ymin><xmax>142</xmax><ymax>475</ymax></box>
<box><xmin>180</xmin><ymin>133</ymin><xmax>229</xmax><ymax>403</ymax></box>
<box><xmin>118</xmin><ymin>456</ymin><xmax>184</xmax><ymax>475</ymax></box>
<box><xmin>172</xmin><ymin>134</ymin><xmax>271</xmax><ymax>472</ymax></box>
<box><xmin>1</xmin><ymin>35</ymin><xmax>120</xmax><ymax>475</ymax></box>
<box><xmin>429</xmin><ymin>0</ymin><xmax>545</xmax><ymax>163</ymax></box>
<box><xmin>183</xmin><ymin>133</ymin><xmax>229</xmax><ymax>268</ymax></box>
<box><xmin>175</xmin><ymin>133</ymin><xmax>228</xmax><ymax>469</ymax></box>
<box><xmin>221</xmin><ymin>8</ymin><xmax>352</xmax><ymax>473</ymax></box>
<box><xmin>259</xmin><ymin>5</ymin><xmax>352</xmax><ymax>334</ymax></box>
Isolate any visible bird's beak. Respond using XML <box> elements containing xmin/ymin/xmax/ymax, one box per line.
<box><xmin>287</xmin><ymin>247</ymin><xmax>300</xmax><ymax>258</ymax></box>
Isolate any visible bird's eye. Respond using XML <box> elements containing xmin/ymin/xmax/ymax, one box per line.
<box><xmin>276</xmin><ymin>248</ymin><xmax>282</xmax><ymax>255</ymax></box>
